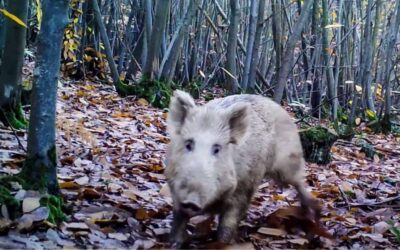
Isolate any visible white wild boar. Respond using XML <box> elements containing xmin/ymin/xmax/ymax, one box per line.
<box><xmin>165</xmin><ymin>90</ymin><xmax>319</xmax><ymax>247</ymax></box>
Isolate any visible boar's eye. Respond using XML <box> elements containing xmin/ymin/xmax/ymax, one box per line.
<box><xmin>185</xmin><ymin>139</ymin><xmax>194</xmax><ymax>152</ymax></box>
<box><xmin>212</xmin><ymin>144</ymin><xmax>221</xmax><ymax>156</ymax></box>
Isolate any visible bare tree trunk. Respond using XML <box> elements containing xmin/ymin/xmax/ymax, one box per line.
<box><xmin>0</xmin><ymin>0</ymin><xmax>29</xmax><ymax>129</ymax></box>
<box><xmin>92</xmin><ymin>0</ymin><xmax>119</xmax><ymax>83</ymax></box>
<box><xmin>142</xmin><ymin>0</ymin><xmax>170</xmax><ymax>80</ymax></box>
<box><xmin>381</xmin><ymin>0</ymin><xmax>400</xmax><ymax>131</ymax></box>
<box><xmin>321</xmin><ymin>0</ymin><xmax>337</xmax><ymax>120</ymax></box>
<box><xmin>271</xmin><ymin>0</ymin><xmax>283</xmax><ymax>82</ymax></box>
<box><xmin>246</xmin><ymin>0</ymin><xmax>266</xmax><ymax>92</ymax></box>
<box><xmin>22</xmin><ymin>0</ymin><xmax>69</xmax><ymax>194</ymax></box>
<box><xmin>225</xmin><ymin>0</ymin><xmax>240</xmax><ymax>93</ymax></box>
<box><xmin>158</xmin><ymin>0</ymin><xmax>199</xmax><ymax>83</ymax></box>
<box><xmin>241</xmin><ymin>0</ymin><xmax>258</xmax><ymax>91</ymax></box>
<box><xmin>360</xmin><ymin>0</ymin><xmax>375</xmax><ymax>112</ymax></box>
<box><xmin>273</xmin><ymin>0</ymin><xmax>313</xmax><ymax>103</ymax></box>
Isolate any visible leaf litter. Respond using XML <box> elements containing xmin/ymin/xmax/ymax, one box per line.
<box><xmin>0</xmin><ymin>80</ymin><xmax>399</xmax><ymax>249</ymax></box>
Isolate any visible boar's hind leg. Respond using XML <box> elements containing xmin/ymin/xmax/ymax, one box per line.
<box><xmin>217</xmin><ymin>200</ymin><xmax>249</xmax><ymax>243</ymax></box>
<box><xmin>279</xmin><ymin>174</ymin><xmax>321</xmax><ymax>221</ymax></box>
<box><xmin>170</xmin><ymin>210</ymin><xmax>190</xmax><ymax>248</ymax></box>
<box><xmin>290</xmin><ymin>178</ymin><xmax>320</xmax><ymax>221</ymax></box>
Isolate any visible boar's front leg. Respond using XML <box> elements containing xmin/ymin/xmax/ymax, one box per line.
<box><xmin>217</xmin><ymin>200</ymin><xmax>249</xmax><ymax>243</ymax></box>
<box><xmin>170</xmin><ymin>210</ymin><xmax>190</xmax><ymax>248</ymax></box>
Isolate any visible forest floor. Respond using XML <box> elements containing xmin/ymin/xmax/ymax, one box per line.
<box><xmin>1</xmin><ymin>80</ymin><xmax>400</xmax><ymax>249</ymax></box>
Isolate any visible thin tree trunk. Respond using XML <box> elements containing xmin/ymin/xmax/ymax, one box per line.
<box><xmin>273</xmin><ymin>0</ymin><xmax>313</xmax><ymax>103</ymax></box>
<box><xmin>22</xmin><ymin>0</ymin><xmax>69</xmax><ymax>194</ymax></box>
<box><xmin>360</xmin><ymin>0</ymin><xmax>375</xmax><ymax>112</ymax></box>
<box><xmin>241</xmin><ymin>0</ymin><xmax>258</xmax><ymax>90</ymax></box>
<box><xmin>225</xmin><ymin>0</ymin><xmax>240</xmax><ymax>93</ymax></box>
<box><xmin>247</xmin><ymin>0</ymin><xmax>266</xmax><ymax>92</ymax></box>
<box><xmin>0</xmin><ymin>0</ymin><xmax>29</xmax><ymax>128</ymax></box>
<box><xmin>142</xmin><ymin>0</ymin><xmax>170</xmax><ymax>80</ymax></box>
<box><xmin>382</xmin><ymin>0</ymin><xmax>400</xmax><ymax>131</ymax></box>
<box><xmin>321</xmin><ymin>0</ymin><xmax>337</xmax><ymax>120</ymax></box>
<box><xmin>92</xmin><ymin>0</ymin><xmax>120</xmax><ymax>84</ymax></box>
<box><xmin>158</xmin><ymin>0</ymin><xmax>199</xmax><ymax>83</ymax></box>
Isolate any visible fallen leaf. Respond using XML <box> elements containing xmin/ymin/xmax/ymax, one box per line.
<box><xmin>75</xmin><ymin>176</ymin><xmax>89</xmax><ymax>185</ymax></box>
<box><xmin>372</xmin><ymin>221</ymin><xmax>391</xmax><ymax>234</ymax></box>
<box><xmin>64</xmin><ymin>222</ymin><xmax>90</xmax><ymax>231</ymax></box>
<box><xmin>22</xmin><ymin>197</ymin><xmax>41</xmax><ymax>213</ymax></box>
<box><xmin>257</xmin><ymin>227</ymin><xmax>286</xmax><ymax>236</ymax></box>
<box><xmin>46</xmin><ymin>228</ymin><xmax>75</xmax><ymax>247</ymax></box>
<box><xmin>108</xmin><ymin>232</ymin><xmax>129</xmax><ymax>241</ymax></box>
<box><xmin>288</xmin><ymin>238</ymin><xmax>309</xmax><ymax>245</ymax></box>
<box><xmin>137</xmin><ymin>98</ymin><xmax>149</xmax><ymax>106</ymax></box>
<box><xmin>59</xmin><ymin>181</ymin><xmax>80</xmax><ymax>190</ymax></box>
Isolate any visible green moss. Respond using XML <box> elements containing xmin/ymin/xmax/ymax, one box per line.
<box><xmin>0</xmin><ymin>104</ymin><xmax>28</xmax><ymax>129</ymax></box>
<box><xmin>15</xmin><ymin>103</ymin><xmax>27</xmax><ymax>126</ymax></box>
<box><xmin>116</xmin><ymin>78</ymin><xmax>174</xmax><ymax>109</ymax></box>
<box><xmin>185</xmin><ymin>82</ymin><xmax>200</xmax><ymax>99</ymax></box>
<box><xmin>0</xmin><ymin>176</ymin><xmax>24</xmax><ymax>219</ymax></box>
<box><xmin>40</xmin><ymin>195</ymin><xmax>66</xmax><ymax>224</ymax></box>
<box><xmin>20</xmin><ymin>146</ymin><xmax>60</xmax><ymax>195</ymax></box>
<box><xmin>0</xmin><ymin>186</ymin><xmax>19</xmax><ymax>208</ymax></box>
<box><xmin>300</xmin><ymin>126</ymin><xmax>338</xmax><ymax>164</ymax></box>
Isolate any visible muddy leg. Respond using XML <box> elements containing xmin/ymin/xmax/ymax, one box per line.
<box><xmin>292</xmin><ymin>181</ymin><xmax>320</xmax><ymax>221</ymax></box>
<box><xmin>217</xmin><ymin>201</ymin><xmax>248</xmax><ymax>244</ymax></box>
<box><xmin>170</xmin><ymin>210</ymin><xmax>190</xmax><ymax>249</ymax></box>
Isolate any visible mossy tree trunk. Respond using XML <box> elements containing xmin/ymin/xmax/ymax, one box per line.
<box><xmin>21</xmin><ymin>0</ymin><xmax>69</xmax><ymax>195</ymax></box>
<box><xmin>300</xmin><ymin>126</ymin><xmax>338</xmax><ymax>164</ymax></box>
<box><xmin>0</xmin><ymin>0</ymin><xmax>29</xmax><ymax>129</ymax></box>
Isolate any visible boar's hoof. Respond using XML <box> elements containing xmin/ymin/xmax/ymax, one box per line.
<box><xmin>170</xmin><ymin>241</ymin><xmax>187</xmax><ymax>249</ymax></box>
<box><xmin>301</xmin><ymin>198</ymin><xmax>321</xmax><ymax>222</ymax></box>
<box><xmin>217</xmin><ymin>226</ymin><xmax>235</xmax><ymax>244</ymax></box>
<box><xmin>180</xmin><ymin>202</ymin><xmax>202</xmax><ymax>217</ymax></box>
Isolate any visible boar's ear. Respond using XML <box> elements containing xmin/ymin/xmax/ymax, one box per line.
<box><xmin>167</xmin><ymin>90</ymin><xmax>196</xmax><ymax>134</ymax></box>
<box><xmin>226</xmin><ymin>103</ymin><xmax>249</xmax><ymax>144</ymax></box>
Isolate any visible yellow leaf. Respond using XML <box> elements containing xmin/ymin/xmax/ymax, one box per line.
<box><xmin>366</xmin><ymin>109</ymin><xmax>376</xmax><ymax>119</ymax></box>
<box><xmin>36</xmin><ymin>0</ymin><xmax>42</xmax><ymax>29</ymax></box>
<box><xmin>0</xmin><ymin>8</ymin><xmax>27</xmax><ymax>28</ymax></box>
<box><xmin>220</xmin><ymin>67</ymin><xmax>237</xmax><ymax>80</ymax></box>
<box><xmin>331</xmin><ymin>11</ymin><xmax>337</xmax><ymax>20</ymax></box>
<box><xmin>376</xmin><ymin>83</ymin><xmax>382</xmax><ymax>96</ymax></box>
<box><xmin>325</xmin><ymin>23</ymin><xmax>343</xmax><ymax>29</ymax></box>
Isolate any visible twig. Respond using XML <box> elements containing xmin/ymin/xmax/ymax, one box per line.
<box><xmin>338</xmin><ymin>185</ymin><xmax>351</xmax><ymax>210</ymax></box>
<box><xmin>0</xmin><ymin>107</ymin><xmax>27</xmax><ymax>153</ymax></box>
<box><xmin>338</xmin><ymin>195</ymin><xmax>400</xmax><ymax>208</ymax></box>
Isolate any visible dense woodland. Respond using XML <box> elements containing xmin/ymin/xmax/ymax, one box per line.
<box><xmin>0</xmin><ymin>0</ymin><xmax>400</xmax><ymax>249</ymax></box>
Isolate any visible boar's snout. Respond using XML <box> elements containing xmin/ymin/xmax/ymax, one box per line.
<box><xmin>180</xmin><ymin>201</ymin><xmax>201</xmax><ymax>217</ymax></box>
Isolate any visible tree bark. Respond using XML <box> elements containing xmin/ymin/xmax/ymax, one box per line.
<box><xmin>381</xmin><ymin>0</ymin><xmax>400</xmax><ymax>132</ymax></box>
<box><xmin>360</xmin><ymin>0</ymin><xmax>375</xmax><ymax>112</ymax></box>
<box><xmin>321</xmin><ymin>0</ymin><xmax>337</xmax><ymax>120</ymax></box>
<box><xmin>241</xmin><ymin>0</ymin><xmax>258</xmax><ymax>90</ymax></box>
<box><xmin>0</xmin><ymin>0</ymin><xmax>29</xmax><ymax>129</ymax></box>
<box><xmin>225</xmin><ymin>0</ymin><xmax>240</xmax><ymax>93</ymax></box>
<box><xmin>158</xmin><ymin>0</ymin><xmax>199</xmax><ymax>83</ymax></box>
<box><xmin>273</xmin><ymin>0</ymin><xmax>313</xmax><ymax>103</ymax></box>
<box><xmin>246</xmin><ymin>0</ymin><xmax>266</xmax><ymax>92</ymax></box>
<box><xmin>22</xmin><ymin>0</ymin><xmax>69</xmax><ymax>194</ymax></box>
<box><xmin>92</xmin><ymin>0</ymin><xmax>120</xmax><ymax>84</ymax></box>
<box><xmin>142</xmin><ymin>0</ymin><xmax>170</xmax><ymax>80</ymax></box>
